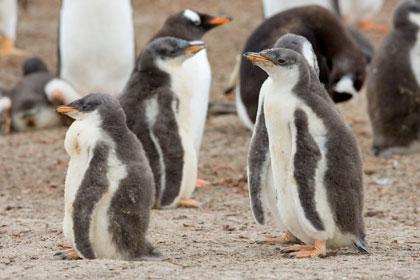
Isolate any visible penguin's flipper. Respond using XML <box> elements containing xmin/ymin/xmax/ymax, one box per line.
<box><xmin>152</xmin><ymin>88</ymin><xmax>184</xmax><ymax>208</ymax></box>
<box><xmin>72</xmin><ymin>142</ymin><xmax>110</xmax><ymax>259</ymax></box>
<box><xmin>248</xmin><ymin>101</ymin><xmax>270</xmax><ymax>225</ymax></box>
<box><xmin>292</xmin><ymin>109</ymin><xmax>326</xmax><ymax>234</ymax></box>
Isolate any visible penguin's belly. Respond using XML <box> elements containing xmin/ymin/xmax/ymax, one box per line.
<box><xmin>63</xmin><ymin>149</ymin><xmax>91</xmax><ymax>245</ymax></box>
<box><xmin>264</xmin><ymin>90</ymin><xmax>339</xmax><ymax>246</ymax></box>
<box><xmin>178</xmin><ymin>127</ymin><xmax>198</xmax><ymax>199</ymax></box>
<box><xmin>59</xmin><ymin>0</ymin><xmax>135</xmax><ymax>96</ymax></box>
<box><xmin>264</xmin><ymin>91</ymin><xmax>311</xmax><ymax>243</ymax></box>
<box><xmin>182</xmin><ymin>50</ymin><xmax>211</xmax><ymax>156</ymax></box>
<box><xmin>410</xmin><ymin>32</ymin><xmax>420</xmax><ymax>89</ymax></box>
<box><xmin>62</xmin><ymin>114</ymin><xmax>103</xmax><ymax>247</ymax></box>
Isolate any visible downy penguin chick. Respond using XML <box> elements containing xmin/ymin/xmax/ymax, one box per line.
<box><xmin>120</xmin><ymin>37</ymin><xmax>205</xmax><ymax>208</ymax></box>
<box><xmin>152</xmin><ymin>9</ymin><xmax>231</xmax><ymax>162</ymax></box>
<box><xmin>233</xmin><ymin>6</ymin><xmax>367</xmax><ymax>130</ymax></box>
<box><xmin>9</xmin><ymin>57</ymin><xmax>61</xmax><ymax>132</ymax></box>
<box><xmin>367</xmin><ymin>0</ymin><xmax>420</xmax><ymax>157</ymax></box>
<box><xmin>245</xmin><ymin>47</ymin><xmax>367</xmax><ymax>257</ymax></box>
<box><xmin>55</xmin><ymin>93</ymin><xmax>160</xmax><ymax>260</ymax></box>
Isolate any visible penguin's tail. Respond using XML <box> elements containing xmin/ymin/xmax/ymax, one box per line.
<box><xmin>224</xmin><ymin>54</ymin><xmax>241</xmax><ymax>94</ymax></box>
<box><xmin>353</xmin><ymin>235</ymin><xmax>369</xmax><ymax>254</ymax></box>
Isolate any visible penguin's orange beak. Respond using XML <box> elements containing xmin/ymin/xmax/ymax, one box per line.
<box><xmin>56</xmin><ymin>106</ymin><xmax>80</xmax><ymax>113</ymax></box>
<box><xmin>244</xmin><ymin>52</ymin><xmax>273</xmax><ymax>63</ymax></box>
<box><xmin>208</xmin><ymin>17</ymin><xmax>231</xmax><ymax>25</ymax></box>
<box><xmin>183</xmin><ymin>44</ymin><xmax>205</xmax><ymax>54</ymax></box>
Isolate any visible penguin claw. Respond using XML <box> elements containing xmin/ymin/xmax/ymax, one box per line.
<box><xmin>195</xmin><ymin>178</ymin><xmax>211</xmax><ymax>187</ymax></box>
<box><xmin>54</xmin><ymin>248</ymin><xmax>80</xmax><ymax>260</ymax></box>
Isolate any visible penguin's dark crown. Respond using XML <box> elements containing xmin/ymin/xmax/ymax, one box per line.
<box><xmin>56</xmin><ymin>93</ymin><xmax>122</xmax><ymax>116</ymax></box>
<box><xmin>167</xmin><ymin>9</ymin><xmax>231</xmax><ymax>32</ymax></box>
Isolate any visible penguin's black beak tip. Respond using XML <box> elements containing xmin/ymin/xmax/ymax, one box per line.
<box><xmin>208</xmin><ymin>16</ymin><xmax>232</xmax><ymax>25</ymax></box>
<box><xmin>56</xmin><ymin>106</ymin><xmax>80</xmax><ymax>114</ymax></box>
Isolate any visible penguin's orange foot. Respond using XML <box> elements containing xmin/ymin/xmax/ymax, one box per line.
<box><xmin>282</xmin><ymin>240</ymin><xmax>326</xmax><ymax>258</ymax></box>
<box><xmin>195</xmin><ymin>178</ymin><xmax>211</xmax><ymax>187</ymax></box>
<box><xmin>358</xmin><ymin>20</ymin><xmax>389</xmax><ymax>32</ymax></box>
<box><xmin>0</xmin><ymin>36</ymin><xmax>27</xmax><ymax>57</ymax></box>
<box><xmin>259</xmin><ymin>231</ymin><xmax>293</xmax><ymax>244</ymax></box>
<box><xmin>178</xmin><ymin>198</ymin><xmax>201</xmax><ymax>208</ymax></box>
<box><xmin>57</xmin><ymin>241</ymin><xmax>72</xmax><ymax>248</ymax></box>
<box><xmin>54</xmin><ymin>248</ymin><xmax>81</xmax><ymax>260</ymax></box>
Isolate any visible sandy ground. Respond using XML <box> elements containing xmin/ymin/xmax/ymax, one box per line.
<box><xmin>1</xmin><ymin>0</ymin><xmax>420</xmax><ymax>279</ymax></box>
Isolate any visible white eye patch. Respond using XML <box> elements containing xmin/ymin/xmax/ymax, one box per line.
<box><xmin>183</xmin><ymin>9</ymin><xmax>201</xmax><ymax>25</ymax></box>
<box><xmin>409</xmin><ymin>12</ymin><xmax>420</xmax><ymax>26</ymax></box>
<box><xmin>302</xmin><ymin>40</ymin><xmax>319</xmax><ymax>76</ymax></box>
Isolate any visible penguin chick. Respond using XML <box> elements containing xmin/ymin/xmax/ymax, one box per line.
<box><xmin>151</xmin><ymin>9</ymin><xmax>231</xmax><ymax>160</ymax></box>
<box><xmin>245</xmin><ymin>47</ymin><xmax>367</xmax><ymax>258</ymax></box>
<box><xmin>9</xmin><ymin>57</ymin><xmax>61</xmax><ymax>132</ymax></box>
<box><xmin>367</xmin><ymin>0</ymin><xmax>420</xmax><ymax>157</ymax></box>
<box><xmin>120</xmin><ymin>37</ymin><xmax>205</xmax><ymax>209</ymax></box>
<box><xmin>56</xmin><ymin>93</ymin><xmax>161</xmax><ymax>261</ymax></box>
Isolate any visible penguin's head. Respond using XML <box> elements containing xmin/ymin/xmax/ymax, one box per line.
<box><xmin>56</xmin><ymin>93</ymin><xmax>125</xmax><ymax>124</ymax></box>
<box><xmin>139</xmin><ymin>37</ymin><xmax>206</xmax><ymax>70</ymax></box>
<box><xmin>244</xmin><ymin>48</ymin><xmax>308</xmax><ymax>83</ymax></box>
<box><xmin>393</xmin><ymin>0</ymin><xmax>420</xmax><ymax>31</ymax></box>
<box><xmin>274</xmin><ymin>34</ymin><xmax>320</xmax><ymax>77</ymax></box>
<box><xmin>162</xmin><ymin>9</ymin><xmax>231</xmax><ymax>40</ymax></box>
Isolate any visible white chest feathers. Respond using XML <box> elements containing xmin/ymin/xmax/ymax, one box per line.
<box><xmin>59</xmin><ymin>0</ymin><xmax>135</xmax><ymax>96</ymax></box>
<box><xmin>410</xmin><ymin>24</ymin><xmax>420</xmax><ymax>88</ymax></box>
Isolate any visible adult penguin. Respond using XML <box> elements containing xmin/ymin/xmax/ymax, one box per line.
<box><xmin>150</xmin><ymin>9</ymin><xmax>231</xmax><ymax>158</ymax></box>
<box><xmin>45</xmin><ymin>0</ymin><xmax>136</xmax><ymax>104</ymax></box>
<box><xmin>233</xmin><ymin>6</ymin><xmax>367</xmax><ymax>130</ymax></box>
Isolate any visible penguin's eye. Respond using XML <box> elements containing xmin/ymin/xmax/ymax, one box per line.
<box><xmin>169</xmin><ymin>50</ymin><xmax>176</xmax><ymax>55</ymax></box>
<box><xmin>193</xmin><ymin>20</ymin><xmax>200</xmax><ymax>26</ymax></box>
<box><xmin>278</xmin><ymin>58</ymin><xmax>287</xmax><ymax>65</ymax></box>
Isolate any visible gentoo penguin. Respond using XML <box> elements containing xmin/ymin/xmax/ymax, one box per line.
<box><xmin>0</xmin><ymin>88</ymin><xmax>11</xmax><ymax>133</ymax></box>
<box><xmin>262</xmin><ymin>0</ymin><xmax>385</xmax><ymax>31</ymax></box>
<box><xmin>0</xmin><ymin>0</ymin><xmax>26</xmax><ymax>56</ymax></box>
<box><xmin>45</xmin><ymin>0</ymin><xmax>136</xmax><ymax>104</ymax></box>
<box><xmin>55</xmin><ymin>93</ymin><xmax>160</xmax><ymax>260</ymax></box>
<box><xmin>234</xmin><ymin>6</ymin><xmax>367</xmax><ymax>130</ymax></box>
<box><xmin>120</xmin><ymin>37</ymin><xmax>205</xmax><ymax>208</ymax></box>
<box><xmin>245</xmin><ymin>47</ymin><xmax>367</xmax><ymax>257</ymax></box>
<box><xmin>151</xmin><ymin>9</ymin><xmax>231</xmax><ymax>157</ymax></box>
<box><xmin>367</xmin><ymin>0</ymin><xmax>420</xmax><ymax>157</ymax></box>
<box><xmin>9</xmin><ymin>57</ymin><xmax>61</xmax><ymax>132</ymax></box>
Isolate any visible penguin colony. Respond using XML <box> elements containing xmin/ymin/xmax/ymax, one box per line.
<box><xmin>1</xmin><ymin>0</ymin><xmax>420</xmax><ymax>261</ymax></box>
